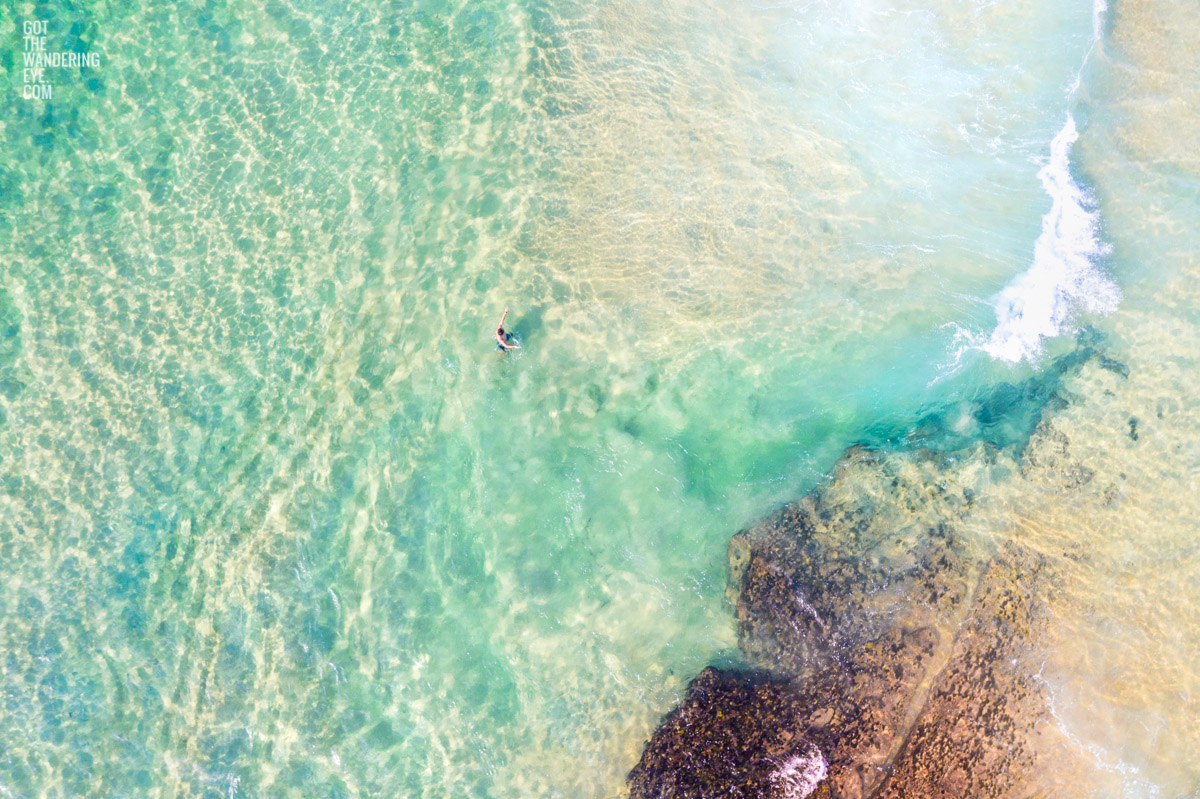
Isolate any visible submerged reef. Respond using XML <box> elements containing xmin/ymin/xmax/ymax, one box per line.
<box><xmin>629</xmin><ymin>444</ymin><xmax>1056</xmax><ymax>799</ymax></box>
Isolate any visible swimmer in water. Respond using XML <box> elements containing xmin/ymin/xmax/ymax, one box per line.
<box><xmin>496</xmin><ymin>306</ymin><xmax>521</xmax><ymax>352</ymax></box>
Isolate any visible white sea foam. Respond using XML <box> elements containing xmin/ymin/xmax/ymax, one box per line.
<box><xmin>982</xmin><ymin>0</ymin><xmax>1118</xmax><ymax>364</ymax></box>
<box><xmin>982</xmin><ymin>115</ymin><xmax>1119</xmax><ymax>363</ymax></box>
<box><xmin>1091</xmin><ymin>0</ymin><xmax>1108</xmax><ymax>45</ymax></box>
<box><xmin>770</xmin><ymin>744</ymin><xmax>828</xmax><ymax>798</ymax></box>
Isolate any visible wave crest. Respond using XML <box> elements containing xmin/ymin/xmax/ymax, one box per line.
<box><xmin>983</xmin><ymin>115</ymin><xmax>1119</xmax><ymax>363</ymax></box>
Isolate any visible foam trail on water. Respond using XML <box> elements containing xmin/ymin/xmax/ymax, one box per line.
<box><xmin>983</xmin><ymin>116</ymin><xmax>1118</xmax><ymax>363</ymax></box>
<box><xmin>1092</xmin><ymin>0</ymin><xmax>1107</xmax><ymax>45</ymax></box>
<box><xmin>983</xmin><ymin>0</ymin><xmax>1118</xmax><ymax>364</ymax></box>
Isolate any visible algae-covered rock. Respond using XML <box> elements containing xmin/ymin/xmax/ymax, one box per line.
<box><xmin>627</xmin><ymin>667</ymin><xmax>827</xmax><ymax>799</ymax></box>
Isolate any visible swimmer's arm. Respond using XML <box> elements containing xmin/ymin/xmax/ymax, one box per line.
<box><xmin>496</xmin><ymin>307</ymin><xmax>520</xmax><ymax>348</ymax></box>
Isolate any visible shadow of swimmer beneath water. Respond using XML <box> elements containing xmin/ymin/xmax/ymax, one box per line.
<box><xmin>495</xmin><ymin>306</ymin><xmax>522</xmax><ymax>354</ymax></box>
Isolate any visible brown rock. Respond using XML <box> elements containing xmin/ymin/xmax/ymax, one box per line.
<box><xmin>627</xmin><ymin>667</ymin><xmax>828</xmax><ymax>799</ymax></box>
<box><xmin>630</xmin><ymin>446</ymin><xmax>1057</xmax><ymax>799</ymax></box>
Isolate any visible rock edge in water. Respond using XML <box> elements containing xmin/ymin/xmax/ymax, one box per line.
<box><xmin>629</xmin><ymin>445</ymin><xmax>1054</xmax><ymax>799</ymax></box>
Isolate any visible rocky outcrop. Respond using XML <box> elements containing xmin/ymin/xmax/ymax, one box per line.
<box><xmin>626</xmin><ymin>668</ymin><xmax>825</xmax><ymax>799</ymax></box>
<box><xmin>871</xmin><ymin>550</ymin><xmax>1049</xmax><ymax>798</ymax></box>
<box><xmin>630</xmin><ymin>446</ymin><xmax>1055</xmax><ymax>799</ymax></box>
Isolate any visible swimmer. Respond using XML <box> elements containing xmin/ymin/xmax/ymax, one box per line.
<box><xmin>496</xmin><ymin>306</ymin><xmax>521</xmax><ymax>352</ymax></box>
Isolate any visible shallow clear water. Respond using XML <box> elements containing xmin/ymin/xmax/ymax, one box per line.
<box><xmin>0</xmin><ymin>0</ymin><xmax>1196</xmax><ymax>796</ymax></box>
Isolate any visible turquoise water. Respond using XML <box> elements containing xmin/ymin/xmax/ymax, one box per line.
<box><xmin>1</xmin><ymin>0</ymin><xmax>1197</xmax><ymax>796</ymax></box>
